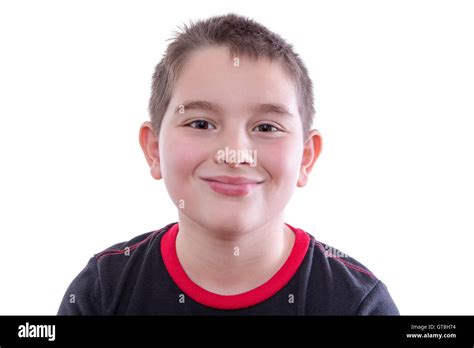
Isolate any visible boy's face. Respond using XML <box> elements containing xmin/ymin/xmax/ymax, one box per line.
<box><xmin>140</xmin><ymin>46</ymin><xmax>321</xmax><ymax>234</ymax></box>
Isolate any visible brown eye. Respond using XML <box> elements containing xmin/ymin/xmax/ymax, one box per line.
<box><xmin>254</xmin><ymin>124</ymin><xmax>279</xmax><ymax>132</ymax></box>
<box><xmin>188</xmin><ymin>120</ymin><xmax>216</xmax><ymax>130</ymax></box>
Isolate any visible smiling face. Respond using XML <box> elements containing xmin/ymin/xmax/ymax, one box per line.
<box><xmin>141</xmin><ymin>46</ymin><xmax>321</xmax><ymax>234</ymax></box>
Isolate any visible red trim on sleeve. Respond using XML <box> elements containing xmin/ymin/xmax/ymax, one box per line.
<box><xmin>161</xmin><ymin>222</ymin><xmax>310</xmax><ymax>310</ymax></box>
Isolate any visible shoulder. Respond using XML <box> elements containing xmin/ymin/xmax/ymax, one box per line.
<box><xmin>94</xmin><ymin>222</ymin><xmax>175</xmax><ymax>262</ymax></box>
<box><xmin>301</xmin><ymin>231</ymin><xmax>399</xmax><ymax>315</ymax></box>
<box><xmin>310</xmin><ymin>237</ymin><xmax>378</xmax><ymax>287</ymax></box>
<box><xmin>92</xmin><ymin>222</ymin><xmax>176</xmax><ymax>285</ymax></box>
<box><xmin>57</xmin><ymin>222</ymin><xmax>176</xmax><ymax>315</ymax></box>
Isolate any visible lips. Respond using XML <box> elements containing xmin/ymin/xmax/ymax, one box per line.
<box><xmin>201</xmin><ymin>176</ymin><xmax>263</xmax><ymax>196</ymax></box>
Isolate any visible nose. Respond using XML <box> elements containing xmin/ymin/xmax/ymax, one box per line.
<box><xmin>213</xmin><ymin>150</ymin><xmax>256</xmax><ymax>168</ymax></box>
<box><xmin>213</xmin><ymin>128</ymin><xmax>256</xmax><ymax>168</ymax></box>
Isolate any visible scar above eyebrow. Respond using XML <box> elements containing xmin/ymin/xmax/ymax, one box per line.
<box><xmin>175</xmin><ymin>100</ymin><xmax>294</xmax><ymax>117</ymax></box>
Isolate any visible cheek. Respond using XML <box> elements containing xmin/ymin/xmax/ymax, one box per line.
<box><xmin>160</xmin><ymin>131</ymin><xmax>206</xmax><ymax>198</ymax></box>
<box><xmin>255</xmin><ymin>140</ymin><xmax>302</xmax><ymax>216</ymax></box>
<box><xmin>259</xmin><ymin>140</ymin><xmax>302</xmax><ymax>186</ymax></box>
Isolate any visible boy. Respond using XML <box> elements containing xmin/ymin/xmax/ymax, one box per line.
<box><xmin>58</xmin><ymin>13</ymin><xmax>399</xmax><ymax>315</ymax></box>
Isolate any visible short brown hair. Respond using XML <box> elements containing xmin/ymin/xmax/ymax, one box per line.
<box><xmin>148</xmin><ymin>13</ymin><xmax>315</xmax><ymax>140</ymax></box>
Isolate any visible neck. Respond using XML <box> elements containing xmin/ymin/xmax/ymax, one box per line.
<box><xmin>175</xmin><ymin>213</ymin><xmax>295</xmax><ymax>295</ymax></box>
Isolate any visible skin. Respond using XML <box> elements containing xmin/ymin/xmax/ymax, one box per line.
<box><xmin>139</xmin><ymin>46</ymin><xmax>322</xmax><ymax>295</ymax></box>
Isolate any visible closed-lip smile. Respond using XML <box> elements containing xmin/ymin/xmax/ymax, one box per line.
<box><xmin>201</xmin><ymin>176</ymin><xmax>264</xmax><ymax>196</ymax></box>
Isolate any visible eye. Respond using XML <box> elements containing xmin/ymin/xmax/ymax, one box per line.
<box><xmin>253</xmin><ymin>124</ymin><xmax>280</xmax><ymax>132</ymax></box>
<box><xmin>186</xmin><ymin>120</ymin><xmax>216</xmax><ymax>130</ymax></box>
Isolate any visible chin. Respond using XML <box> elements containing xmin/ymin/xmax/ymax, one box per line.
<box><xmin>202</xmin><ymin>215</ymin><xmax>259</xmax><ymax>236</ymax></box>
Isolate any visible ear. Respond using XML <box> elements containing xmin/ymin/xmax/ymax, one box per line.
<box><xmin>139</xmin><ymin>121</ymin><xmax>162</xmax><ymax>180</ymax></box>
<box><xmin>297</xmin><ymin>129</ymin><xmax>323</xmax><ymax>187</ymax></box>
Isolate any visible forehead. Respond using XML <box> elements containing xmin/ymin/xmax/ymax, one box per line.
<box><xmin>170</xmin><ymin>46</ymin><xmax>298</xmax><ymax>113</ymax></box>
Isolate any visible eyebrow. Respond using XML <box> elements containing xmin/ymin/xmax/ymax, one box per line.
<box><xmin>176</xmin><ymin>100</ymin><xmax>294</xmax><ymax>117</ymax></box>
<box><xmin>176</xmin><ymin>100</ymin><xmax>222</xmax><ymax>114</ymax></box>
<box><xmin>254</xmin><ymin>103</ymin><xmax>293</xmax><ymax>117</ymax></box>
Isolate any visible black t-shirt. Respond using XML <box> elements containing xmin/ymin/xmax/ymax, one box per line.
<box><xmin>57</xmin><ymin>222</ymin><xmax>399</xmax><ymax>315</ymax></box>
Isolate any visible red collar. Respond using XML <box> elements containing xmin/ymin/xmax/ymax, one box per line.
<box><xmin>161</xmin><ymin>222</ymin><xmax>310</xmax><ymax>310</ymax></box>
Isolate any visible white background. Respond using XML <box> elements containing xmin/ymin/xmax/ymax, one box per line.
<box><xmin>0</xmin><ymin>0</ymin><xmax>473</xmax><ymax>315</ymax></box>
